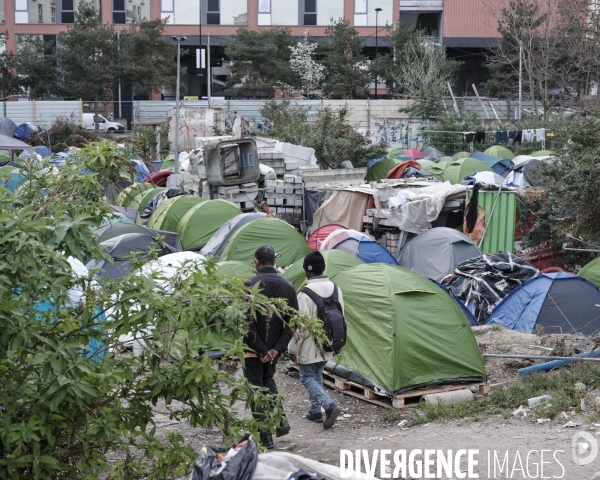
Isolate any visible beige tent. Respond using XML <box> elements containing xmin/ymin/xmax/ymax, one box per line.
<box><xmin>312</xmin><ymin>190</ymin><xmax>369</xmax><ymax>232</ymax></box>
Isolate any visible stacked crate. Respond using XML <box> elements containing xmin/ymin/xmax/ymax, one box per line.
<box><xmin>216</xmin><ymin>183</ymin><xmax>259</xmax><ymax>212</ymax></box>
<box><xmin>263</xmin><ymin>175</ymin><xmax>303</xmax><ymax>215</ymax></box>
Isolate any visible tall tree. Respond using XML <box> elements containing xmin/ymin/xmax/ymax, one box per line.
<box><xmin>118</xmin><ymin>19</ymin><xmax>178</xmax><ymax>100</ymax></box>
<box><xmin>319</xmin><ymin>19</ymin><xmax>372</xmax><ymax>99</ymax></box>
<box><xmin>17</xmin><ymin>36</ymin><xmax>62</xmax><ymax>100</ymax></box>
<box><xmin>58</xmin><ymin>1</ymin><xmax>115</xmax><ymax>130</ymax></box>
<box><xmin>225</xmin><ymin>28</ymin><xmax>297</xmax><ymax>99</ymax></box>
<box><xmin>485</xmin><ymin>0</ymin><xmax>565</xmax><ymax>121</ymax></box>
<box><xmin>0</xmin><ymin>33</ymin><xmax>20</xmax><ymax>101</ymax></box>
<box><xmin>279</xmin><ymin>31</ymin><xmax>326</xmax><ymax>99</ymax></box>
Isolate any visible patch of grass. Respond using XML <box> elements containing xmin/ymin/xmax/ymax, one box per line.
<box><xmin>491</xmin><ymin>325</ymin><xmax>503</xmax><ymax>332</ymax></box>
<box><xmin>412</xmin><ymin>363</ymin><xmax>600</xmax><ymax>425</ymax></box>
<box><xmin>379</xmin><ymin>409</ymin><xmax>405</xmax><ymax>425</ymax></box>
<box><xmin>286</xmin><ymin>444</ymin><xmax>298</xmax><ymax>452</ymax></box>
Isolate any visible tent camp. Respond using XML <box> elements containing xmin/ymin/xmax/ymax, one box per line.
<box><xmin>115</xmin><ymin>183</ymin><xmax>156</xmax><ymax>208</ymax></box>
<box><xmin>320</xmin><ymin>229</ymin><xmax>398</xmax><ymax>265</ymax></box>
<box><xmin>403</xmin><ymin>149</ymin><xmax>425</xmax><ymax>159</ymax></box>
<box><xmin>130</xmin><ymin>186</ymin><xmax>166</xmax><ymax>212</ymax></box>
<box><xmin>108</xmin><ymin>205</ymin><xmax>141</xmax><ymax>225</ymax></box>
<box><xmin>579</xmin><ymin>257</ymin><xmax>600</xmax><ymax>286</ymax></box>
<box><xmin>454</xmin><ymin>152</ymin><xmax>470</xmax><ymax>159</ymax></box>
<box><xmin>419</xmin><ymin>158</ymin><xmax>494</xmax><ymax>185</ymax></box>
<box><xmin>201</xmin><ymin>213</ymin><xmax>266</xmax><ymax>258</ymax></box>
<box><xmin>330</xmin><ymin>263</ymin><xmax>486</xmax><ymax>394</ymax></box>
<box><xmin>420</xmin><ymin>146</ymin><xmax>444</xmax><ymax>160</ymax></box>
<box><xmin>87</xmin><ymin>233</ymin><xmax>180</xmax><ymax>278</ymax></box>
<box><xmin>177</xmin><ymin>200</ymin><xmax>242</xmax><ymax>250</ymax></box>
<box><xmin>396</xmin><ymin>228</ymin><xmax>482</xmax><ymax>281</ymax></box>
<box><xmin>147</xmin><ymin>195</ymin><xmax>206</xmax><ymax>232</ymax></box>
<box><xmin>364</xmin><ymin>157</ymin><xmax>399</xmax><ymax>183</ymax></box>
<box><xmin>283</xmin><ymin>249</ymin><xmax>364</xmax><ymax>291</ymax></box>
<box><xmin>140</xmin><ymin>188</ymin><xmax>187</xmax><ymax>221</ymax></box>
<box><xmin>483</xmin><ymin>146</ymin><xmax>515</xmax><ymax>160</ymax></box>
<box><xmin>93</xmin><ymin>222</ymin><xmax>183</xmax><ymax>251</ymax></box>
<box><xmin>444</xmin><ymin>252</ymin><xmax>540</xmax><ymax>324</ymax></box>
<box><xmin>504</xmin><ymin>158</ymin><xmax>545</xmax><ymax>188</ymax></box>
<box><xmin>486</xmin><ymin>272</ymin><xmax>600</xmax><ymax>336</ymax></box>
<box><xmin>140</xmin><ymin>251</ymin><xmax>205</xmax><ymax>280</ymax></box>
<box><xmin>0</xmin><ymin>116</ymin><xmax>17</xmax><ymax>137</ymax></box>
<box><xmin>215</xmin><ymin>260</ymin><xmax>256</xmax><ymax>279</ymax></box>
<box><xmin>469</xmin><ymin>152</ymin><xmax>514</xmax><ymax>176</ymax></box>
<box><xmin>219</xmin><ymin>217</ymin><xmax>310</xmax><ymax>268</ymax></box>
<box><xmin>307</xmin><ymin>224</ymin><xmax>346</xmax><ymax>251</ymax></box>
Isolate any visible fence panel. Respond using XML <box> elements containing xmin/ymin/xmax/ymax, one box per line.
<box><xmin>4</xmin><ymin>102</ymin><xmax>34</xmax><ymax>125</ymax></box>
<box><xmin>34</xmin><ymin>101</ymin><xmax>81</xmax><ymax>128</ymax></box>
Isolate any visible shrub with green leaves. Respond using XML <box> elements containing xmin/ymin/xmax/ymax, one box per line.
<box><xmin>0</xmin><ymin>140</ymin><xmax>321</xmax><ymax>478</ymax></box>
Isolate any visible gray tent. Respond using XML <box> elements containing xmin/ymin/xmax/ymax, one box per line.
<box><xmin>421</xmin><ymin>146</ymin><xmax>444</xmax><ymax>160</ymax></box>
<box><xmin>396</xmin><ymin>227</ymin><xmax>482</xmax><ymax>281</ymax></box>
<box><xmin>0</xmin><ymin>117</ymin><xmax>17</xmax><ymax>137</ymax></box>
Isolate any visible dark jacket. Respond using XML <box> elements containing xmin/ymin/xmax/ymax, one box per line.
<box><xmin>244</xmin><ymin>267</ymin><xmax>297</xmax><ymax>356</ymax></box>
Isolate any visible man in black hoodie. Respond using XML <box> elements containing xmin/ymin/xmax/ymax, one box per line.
<box><xmin>243</xmin><ymin>245</ymin><xmax>297</xmax><ymax>449</ymax></box>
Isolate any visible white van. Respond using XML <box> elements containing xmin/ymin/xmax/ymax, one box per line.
<box><xmin>82</xmin><ymin>113</ymin><xmax>125</xmax><ymax>132</ymax></box>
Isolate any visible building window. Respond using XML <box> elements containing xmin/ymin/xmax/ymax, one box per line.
<box><xmin>160</xmin><ymin>0</ymin><xmax>245</xmax><ymax>25</ymax></box>
<box><xmin>113</xmin><ymin>0</ymin><xmax>126</xmax><ymax>23</ymax></box>
<box><xmin>354</xmin><ymin>0</ymin><xmax>393</xmax><ymax>26</ymax></box>
<box><xmin>207</xmin><ymin>0</ymin><xmax>219</xmax><ymax>24</ymax></box>
<box><xmin>38</xmin><ymin>4</ymin><xmax>43</xmax><ymax>22</ymax></box>
<box><xmin>51</xmin><ymin>7</ymin><xmax>56</xmax><ymax>23</ymax></box>
<box><xmin>303</xmin><ymin>0</ymin><xmax>316</xmax><ymax>25</ymax></box>
<box><xmin>61</xmin><ymin>0</ymin><xmax>75</xmax><ymax>23</ymax></box>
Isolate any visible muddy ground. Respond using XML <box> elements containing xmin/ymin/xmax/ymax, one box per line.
<box><xmin>146</xmin><ymin>327</ymin><xmax>600</xmax><ymax>478</ymax></box>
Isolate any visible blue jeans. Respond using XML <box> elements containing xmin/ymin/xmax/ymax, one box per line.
<box><xmin>299</xmin><ymin>361</ymin><xmax>333</xmax><ymax>414</ymax></box>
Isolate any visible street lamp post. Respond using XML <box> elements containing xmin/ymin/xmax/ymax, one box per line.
<box><xmin>172</xmin><ymin>36</ymin><xmax>186</xmax><ymax>174</ymax></box>
<box><xmin>374</xmin><ymin>7</ymin><xmax>382</xmax><ymax>99</ymax></box>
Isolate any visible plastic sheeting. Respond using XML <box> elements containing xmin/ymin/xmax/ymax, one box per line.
<box><xmin>372</xmin><ymin>182</ymin><xmax>467</xmax><ymax>235</ymax></box>
<box><xmin>443</xmin><ymin>251</ymin><xmax>539</xmax><ymax>324</ymax></box>
<box><xmin>253</xmin><ymin>452</ymin><xmax>371</xmax><ymax>480</ymax></box>
<box><xmin>312</xmin><ymin>190</ymin><xmax>369</xmax><ymax>233</ymax></box>
<box><xmin>304</xmin><ymin>190</ymin><xmax>331</xmax><ymax>229</ymax></box>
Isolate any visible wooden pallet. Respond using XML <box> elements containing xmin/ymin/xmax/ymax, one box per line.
<box><xmin>291</xmin><ymin>366</ymin><xmax>489</xmax><ymax>410</ymax></box>
<box><xmin>392</xmin><ymin>382</ymin><xmax>490</xmax><ymax>409</ymax></box>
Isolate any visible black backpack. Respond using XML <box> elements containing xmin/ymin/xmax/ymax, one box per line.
<box><xmin>300</xmin><ymin>285</ymin><xmax>346</xmax><ymax>353</ymax></box>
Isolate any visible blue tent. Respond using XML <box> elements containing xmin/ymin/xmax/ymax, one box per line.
<box><xmin>2</xmin><ymin>171</ymin><xmax>26</xmax><ymax>192</ymax></box>
<box><xmin>34</xmin><ymin>146</ymin><xmax>52</xmax><ymax>158</ymax></box>
<box><xmin>469</xmin><ymin>152</ymin><xmax>514</xmax><ymax>176</ymax></box>
<box><xmin>486</xmin><ymin>272</ymin><xmax>600</xmax><ymax>335</ymax></box>
<box><xmin>332</xmin><ymin>236</ymin><xmax>399</xmax><ymax>265</ymax></box>
<box><xmin>131</xmin><ymin>159</ymin><xmax>151</xmax><ymax>182</ymax></box>
<box><xmin>13</xmin><ymin>123</ymin><xmax>30</xmax><ymax>140</ymax></box>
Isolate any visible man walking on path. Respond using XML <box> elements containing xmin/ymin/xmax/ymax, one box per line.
<box><xmin>243</xmin><ymin>245</ymin><xmax>297</xmax><ymax>449</ymax></box>
<box><xmin>288</xmin><ymin>251</ymin><xmax>343</xmax><ymax>429</ymax></box>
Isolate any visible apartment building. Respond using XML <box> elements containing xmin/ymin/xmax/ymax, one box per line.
<box><xmin>0</xmin><ymin>0</ymin><xmax>502</xmax><ymax>99</ymax></box>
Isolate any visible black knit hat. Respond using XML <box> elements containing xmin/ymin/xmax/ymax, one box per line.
<box><xmin>303</xmin><ymin>251</ymin><xmax>326</xmax><ymax>274</ymax></box>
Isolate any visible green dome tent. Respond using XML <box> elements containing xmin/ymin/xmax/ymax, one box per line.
<box><xmin>484</xmin><ymin>145</ymin><xmax>515</xmax><ymax>160</ymax></box>
<box><xmin>220</xmin><ymin>217</ymin><xmax>310</xmax><ymax>268</ymax></box>
<box><xmin>176</xmin><ymin>200</ymin><xmax>241</xmax><ymax>250</ymax></box>
<box><xmin>115</xmin><ymin>183</ymin><xmax>155</xmax><ymax>208</ymax></box>
<box><xmin>578</xmin><ymin>258</ymin><xmax>600</xmax><ymax>286</ymax></box>
<box><xmin>216</xmin><ymin>260</ymin><xmax>256</xmax><ymax>279</ymax></box>
<box><xmin>147</xmin><ymin>195</ymin><xmax>206</xmax><ymax>232</ymax></box>
<box><xmin>365</xmin><ymin>158</ymin><xmax>400</xmax><ymax>183</ymax></box>
<box><xmin>530</xmin><ymin>150</ymin><xmax>553</xmax><ymax>157</ymax></box>
<box><xmin>331</xmin><ymin>263</ymin><xmax>486</xmax><ymax>394</ymax></box>
<box><xmin>132</xmin><ymin>186</ymin><xmax>166</xmax><ymax>212</ymax></box>
<box><xmin>422</xmin><ymin>158</ymin><xmax>494</xmax><ymax>185</ymax></box>
<box><xmin>0</xmin><ymin>164</ymin><xmax>18</xmax><ymax>179</ymax></box>
<box><xmin>454</xmin><ymin>151</ymin><xmax>470</xmax><ymax>159</ymax></box>
<box><xmin>416</xmin><ymin>159</ymin><xmax>438</xmax><ymax>170</ymax></box>
<box><xmin>283</xmin><ymin>249</ymin><xmax>364</xmax><ymax>291</ymax></box>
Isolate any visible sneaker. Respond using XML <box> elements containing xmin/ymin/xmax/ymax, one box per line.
<box><xmin>275</xmin><ymin>417</ymin><xmax>291</xmax><ymax>437</ymax></box>
<box><xmin>259</xmin><ymin>431</ymin><xmax>274</xmax><ymax>450</ymax></box>
<box><xmin>323</xmin><ymin>404</ymin><xmax>342</xmax><ymax>429</ymax></box>
<box><xmin>304</xmin><ymin>411</ymin><xmax>324</xmax><ymax>423</ymax></box>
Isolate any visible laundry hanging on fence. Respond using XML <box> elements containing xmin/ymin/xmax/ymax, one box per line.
<box><xmin>495</xmin><ymin>131</ymin><xmax>509</xmax><ymax>144</ymax></box>
<box><xmin>522</xmin><ymin>130</ymin><xmax>535</xmax><ymax>142</ymax></box>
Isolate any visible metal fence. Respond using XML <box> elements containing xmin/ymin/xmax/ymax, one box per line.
<box><xmin>422</xmin><ymin>131</ymin><xmax>565</xmax><ymax>157</ymax></box>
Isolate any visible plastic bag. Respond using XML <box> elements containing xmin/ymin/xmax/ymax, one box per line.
<box><xmin>189</xmin><ymin>433</ymin><xmax>258</xmax><ymax>480</ymax></box>
<box><xmin>259</xmin><ymin>163</ymin><xmax>277</xmax><ymax>180</ymax></box>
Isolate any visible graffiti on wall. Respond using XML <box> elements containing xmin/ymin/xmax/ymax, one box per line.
<box><xmin>370</xmin><ymin>118</ymin><xmax>430</xmax><ymax>149</ymax></box>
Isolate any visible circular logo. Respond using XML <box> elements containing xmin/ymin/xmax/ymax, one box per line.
<box><xmin>572</xmin><ymin>431</ymin><xmax>599</xmax><ymax>467</ymax></box>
